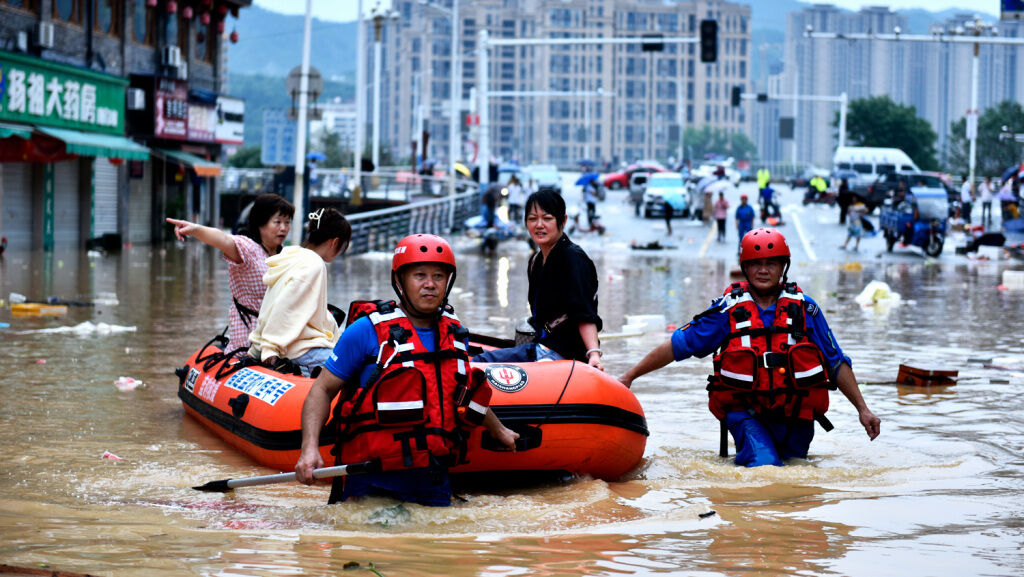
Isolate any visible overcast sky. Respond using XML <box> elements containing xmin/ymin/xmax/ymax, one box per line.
<box><xmin>252</xmin><ymin>0</ymin><xmax>1001</xmax><ymax>23</ymax></box>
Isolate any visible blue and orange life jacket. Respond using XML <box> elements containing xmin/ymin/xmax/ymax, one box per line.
<box><xmin>707</xmin><ymin>282</ymin><xmax>835</xmax><ymax>428</ymax></box>
<box><xmin>332</xmin><ymin>300</ymin><xmax>491</xmax><ymax>472</ymax></box>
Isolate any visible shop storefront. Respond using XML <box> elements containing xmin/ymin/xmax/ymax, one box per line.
<box><xmin>128</xmin><ymin>76</ymin><xmax>231</xmax><ymax>242</ymax></box>
<box><xmin>0</xmin><ymin>49</ymin><xmax>149</xmax><ymax>251</ymax></box>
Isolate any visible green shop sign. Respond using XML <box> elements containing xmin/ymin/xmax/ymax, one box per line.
<box><xmin>0</xmin><ymin>49</ymin><xmax>127</xmax><ymax>135</ymax></box>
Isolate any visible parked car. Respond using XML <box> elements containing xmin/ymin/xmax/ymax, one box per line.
<box><xmin>602</xmin><ymin>163</ymin><xmax>665</xmax><ymax>190</ymax></box>
<box><xmin>524</xmin><ymin>164</ymin><xmax>562</xmax><ymax>195</ymax></box>
<box><xmin>866</xmin><ymin>171</ymin><xmax>946</xmax><ymax>213</ymax></box>
<box><xmin>642</xmin><ymin>172</ymin><xmax>689</xmax><ymax>218</ymax></box>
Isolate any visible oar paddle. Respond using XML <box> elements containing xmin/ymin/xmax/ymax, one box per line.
<box><xmin>192</xmin><ymin>461</ymin><xmax>379</xmax><ymax>492</ymax></box>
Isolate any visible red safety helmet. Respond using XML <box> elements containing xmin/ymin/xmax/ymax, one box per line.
<box><xmin>739</xmin><ymin>227</ymin><xmax>790</xmax><ymax>264</ymax></box>
<box><xmin>392</xmin><ymin>234</ymin><xmax>457</xmax><ymax>273</ymax></box>
<box><xmin>391</xmin><ymin>234</ymin><xmax>457</xmax><ymax>316</ymax></box>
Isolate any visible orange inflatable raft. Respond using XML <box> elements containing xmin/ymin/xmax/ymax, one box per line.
<box><xmin>176</xmin><ymin>337</ymin><xmax>648</xmax><ymax>481</ymax></box>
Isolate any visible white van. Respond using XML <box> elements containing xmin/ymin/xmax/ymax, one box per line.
<box><xmin>833</xmin><ymin>147</ymin><xmax>919</xmax><ymax>184</ymax></box>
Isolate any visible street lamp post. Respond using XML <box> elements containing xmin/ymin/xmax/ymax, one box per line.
<box><xmin>370</xmin><ymin>5</ymin><xmax>398</xmax><ymax>173</ymax></box>
<box><xmin>418</xmin><ymin>0</ymin><xmax>460</xmax><ymax>198</ymax></box>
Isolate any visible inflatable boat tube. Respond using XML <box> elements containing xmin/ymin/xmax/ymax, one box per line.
<box><xmin>176</xmin><ymin>337</ymin><xmax>648</xmax><ymax>481</ymax></box>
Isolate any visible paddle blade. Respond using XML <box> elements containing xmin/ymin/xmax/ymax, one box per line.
<box><xmin>192</xmin><ymin>479</ymin><xmax>233</xmax><ymax>493</ymax></box>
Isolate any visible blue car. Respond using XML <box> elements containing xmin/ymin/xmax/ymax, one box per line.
<box><xmin>880</xmin><ymin>188</ymin><xmax>949</xmax><ymax>257</ymax></box>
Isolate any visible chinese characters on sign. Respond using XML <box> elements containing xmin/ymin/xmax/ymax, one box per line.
<box><xmin>0</xmin><ymin>50</ymin><xmax>125</xmax><ymax>134</ymax></box>
<box><xmin>261</xmin><ymin>108</ymin><xmax>297</xmax><ymax>166</ymax></box>
<box><xmin>154</xmin><ymin>77</ymin><xmax>187</xmax><ymax>139</ymax></box>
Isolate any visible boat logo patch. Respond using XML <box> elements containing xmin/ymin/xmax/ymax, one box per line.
<box><xmin>225</xmin><ymin>368</ymin><xmax>294</xmax><ymax>406</ymax></box>
<box><xmin>485</xmin><ymin>364</ymin><xmax>528</xmax><ymax>393</ymax></box>
<box><xmin>184</xmin><ymin>368</ymin><xmax>200</xmax><ymax>393</ymax></box>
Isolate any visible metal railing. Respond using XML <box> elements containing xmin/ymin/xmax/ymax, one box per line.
<box><xmin>345</xmin><ymin>190</ymin><xmax>479</xmax><ymax>254</ymax></box>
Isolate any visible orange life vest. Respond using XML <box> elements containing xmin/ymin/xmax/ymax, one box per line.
<box><xmin>707</xmin><ymin>282</ymin><xmax>834</xmax><ymax>427</ymax></box>
<box><xmin>332</xmin><ymin>300</ymin><xmax>491</xmax><ymax>472</ymax></box>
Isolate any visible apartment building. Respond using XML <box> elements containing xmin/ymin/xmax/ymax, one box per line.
<box><xmin>375</xmin><ymin>0</ymin><xmax>750</xmax><ymax>169</ymax></box>
<box><xmin>770</xmin><ymin>5</ymin><xmax>1024</xmax><ymax>169</ymax></box>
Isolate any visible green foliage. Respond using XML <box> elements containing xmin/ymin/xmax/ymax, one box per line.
<box><xmin>946</xmin><ymin>100</ymin><xmax>1024</xmax><ymax>177</ymax></box>
<box><xmin>683</xmin><ymin>125</ymin><xmax>758</xmax><ymax>162</ymax></box>
<box><xmin>313</xmin><ymin>129</ymin><xmax>351</xmax><ymax>168</ymax></box>
<box><xmin>226</xmin><ymin>146</ymin><xmax>265</xmax><ymax>168</ymax></box>
<box><xmin>835</xmin><ymin>95</ymin><xmax>938</xmax><ymax>170</ymax></box>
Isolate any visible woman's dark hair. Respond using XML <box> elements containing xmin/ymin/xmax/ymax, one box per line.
<box><xmin>305</xmin><ymin>208</ymin><xmax>352</xmax><ymax>254</ymax></box>
<box><xmin>524</xmin><ymin>190</ymin><xmax>566</xmax><ymax>230</ymax></box>
<box><xmin>247</xmin><ymin>193</ymin><xmax>295</xmax><ymax>248</ymax></box>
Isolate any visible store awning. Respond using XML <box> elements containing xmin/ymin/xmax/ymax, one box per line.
<box><xmin>0</xmin><ymin>122</ymin><xmax>33</xmax><ymax>139</ymax></box>
<box><xmin>36</xmin><ymin>126</ymin><xmax>150</xmax><ymax>160</ymax></box>
<box><xmin>158</xmin><ymin>148</ymin><xmax>222</xmax><ymax>177</ymax></box>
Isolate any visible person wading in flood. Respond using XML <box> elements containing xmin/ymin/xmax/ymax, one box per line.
<box><xmin>618</xmin><ymin>228</ymin><xmax>881</xmax><ymax>467</ymax></box>
<box><xmin>295</xmin><ymin>234</ymin><xmax>519</xmax><ymax>506</ymax></box>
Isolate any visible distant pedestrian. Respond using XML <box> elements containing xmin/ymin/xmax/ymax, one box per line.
<box><xmin>979</xmin><ymin>176</ymin><xmax>995</xmax><ymax>226</ymax></box>
<box><xmin>960</xmin><ymin>174</ymin><xmax>974</xmax><ymax>225</ymax></box>
<box><xmin>840</xmin><ymin>201</ymin><xmax>866</xmax><ymax>251</ymax></box>
<box><xmin>507</xmin><ymin>175</ymin><xmax>525</xmax><ymax>223</ymax></box>
<box><xmin>664</xmin><ymin>199</ymin><xmax>675</xmax><ymax>236</ymax></box>
<box><xmin>837</xmin><ymin>178</ymin><xmax>853</xmax><ymax>225</ymax></box>
<box><xmin>735</xmin><ymin>194</ymin><xmax>755</xmax><ymax>253</ymax></box>
<box><xmin>759</xmin><ymin>184</ymin><xmax>780</xmax><ymax>223</ymax></box>
<box><xmin>713</xmin><ymin>192</ymin><xmax>730</xmax><ymax>242</ymax></box>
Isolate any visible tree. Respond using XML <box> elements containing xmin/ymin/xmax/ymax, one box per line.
<box><xmin>683</xmin><ymin>125</ymin><xmax>758</xmax><ymax>163</ymax></box>
<box><xmin>226</xmin><ymin>146</ymin><xmax>265</xmax><ymax>168</ymax></box>
<box><xmin>834</xmin><ymin>95</ymin><xmax>938</xmax><ymax>170</ymax></box>
<box><xmin>314</xmin><ymin>128</ymin><xmax>350</xmax><ymax>168</ymax></box>
<box><xmin>946</xmin><ymin>100</ymin><xmax>1024</xmax><ymax>177</ymax></box>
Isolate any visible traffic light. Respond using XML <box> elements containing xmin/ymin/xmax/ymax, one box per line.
<box><xmin>731</xmin><ymin>86</ymin><xmax>742</xmax><ymax>107</ymax></box>
<box><xmin>699</xmin><ymin>19</ymin><xmax>717</xmax><ymax>63</ymax></box>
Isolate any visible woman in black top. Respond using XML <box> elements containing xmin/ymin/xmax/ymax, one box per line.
<box><xmin>474</xmin><ymin>190</ymin><xmax>604</xmax><ymax>370</ymax></box>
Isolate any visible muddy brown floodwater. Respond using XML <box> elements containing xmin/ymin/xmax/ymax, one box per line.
<box><xmin>1</xmin><ymin>239</ymin><xmax>1023</xmax><ymax>576</ymax></box>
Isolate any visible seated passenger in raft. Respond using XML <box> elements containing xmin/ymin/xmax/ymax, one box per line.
<box><xmin>618</xmin><ymin>228</ymin><xmax>881</xmax><ymax>467</ymax></box>
<box><xmin>473</xmin><ymin>190</ymin><xmax>604</xmax><ymax>370</ymax></box>
<box><xmin>247</xmin><ymin>208</ymin><xmax>352</xmax><ymax>376</ymax></box>
<box><xmin>295</xmin><ymin>234</ymin><xmax>519</xmax><ymax>506</ymax></box>
<box><xmin>166</xmin><ymin>193</ymin><xmax>295</xmax><ymax>351</ymax></box>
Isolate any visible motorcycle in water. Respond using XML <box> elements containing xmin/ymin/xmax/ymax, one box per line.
<box><xmin>880</xmin><ymin>189</ymin><xmax>949</xmax><ymax>257</ymax></box>
<box><xmin>464</xmin><ymin>214</ymin><xmax>523</xmax><ymax>252</ymax></box>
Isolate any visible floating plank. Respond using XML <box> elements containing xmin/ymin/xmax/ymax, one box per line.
<box><xmin>897</xmin><ymin>363</ymin><xmax>958</xmax><ymax>386</ymax></box>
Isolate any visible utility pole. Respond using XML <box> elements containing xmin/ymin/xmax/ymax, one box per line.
<box><xmin>289</xmin><ymin>0</ymin><xmax>313</xmax><ymax>246</ymax></box>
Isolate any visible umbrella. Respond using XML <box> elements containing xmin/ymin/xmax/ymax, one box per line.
<box><xmin>453</xmin><ymin>162</ymin><xmax>472</xmax><ymax>178</ymax></box>
<box><xmin>575</xmin><ymin>172</ymin><xmax>600</xmax><ymax>187</ymax></box>
<box><xmin>661</xmin><ymin>189</ymin><xmax>687</xmax><ymax>210</ymax></box>
<box><xmin>306</xmin><ymin>151</ymin><xmax>326</xmax><ymax>161</ymax></box>
<box><xmin>577</xmin><ymin>159</ymin><xmax>596</xmax><ymax>167</ymax></box>
<box><xmin>1000</xmin><ymin>163</ymin><xmax>1024</xmax><ymax>182</ymax></box>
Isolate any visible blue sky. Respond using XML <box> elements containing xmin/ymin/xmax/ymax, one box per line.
<box><xmin>253</xmin><ymin>1</ymin><xmax>1001</xmax><ymax>23</ymax></box>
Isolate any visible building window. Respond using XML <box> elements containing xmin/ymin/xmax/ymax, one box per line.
<box><xmin>53</xmin><ymin>0</ymin><xmax>84</xmax><ymax>24</ymax></box>
<box><xmin>94</xmin><ymin>0</ymin><xmax>122</xmax><ymax>36</ymax></box>
<box><xmin>132</xmin><ymin>0</ymin><xmax>155</xmax><ymax>45</ymax></box>
<box><xmin>4</xmin><ymin>0</ymin><xmax>39</xmax><ymax>14</ymax></box>
<box><xmin>196</xmin><ymin>23</ymin><xmax>214</xmax><ymax>63</ymax></box>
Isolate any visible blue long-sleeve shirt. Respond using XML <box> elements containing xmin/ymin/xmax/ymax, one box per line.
<box><xmin>670</xmin><ymin>293</ymin><xmax>851</xmax><ymax>378</ymax></box>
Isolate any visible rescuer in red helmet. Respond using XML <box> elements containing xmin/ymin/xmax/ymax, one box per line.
<box><xmin>618</xmin><ymin>228</ymin><xmax>880</xmax><ymax>467</ymax></box>
<box><xmin>295</xmin><ymin>234</ymin><xmax>519</xmax><ymax>505</ymax></box>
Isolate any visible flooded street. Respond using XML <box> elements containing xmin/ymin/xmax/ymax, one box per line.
<box><xmin>2</xmin><ymin>238</ymin><xmax>1024</xmax><ymax>576</ymax></box>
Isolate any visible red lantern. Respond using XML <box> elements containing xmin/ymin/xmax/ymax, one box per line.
<box><xmin>217</xmin><ymin>4</ymin><xmax>227</xmax><ymax>16</ymax></box>
<box><xmin>146</xmin><ymin>0</ymin><xmax>157</xmax><ymax>7</ymax></box>
<box><xmin>200</xmin><ymin>12</ymin><xmax>210</xmax><ymax>25</ymax></box>
<box><xmin>201</xmin><ymin>0</ymin><xmax>210</xmax><ymax>5</ymax></box>
<box><xmin>108</xmin><ymin>157</ymin><xmax>124</xmax><ymax>166</ymax></box>
<box><xmin>183</xmin><ymin>6</ymin><xmax>193</xmax><ymax>19</ymax></box>
<box><xmin>230</xmin><ymin>29</ymin><xmax>238</xmax><ymax>43</ymax></box>
<box><xmin>167</xmin><ymin>0</ymin><xmax>177</xmax><ymax>14</ymax></box>
<box><xmin>216</xmin><ymin>20</ymin><xmax>225</xmax><ymax>34</ymax></box>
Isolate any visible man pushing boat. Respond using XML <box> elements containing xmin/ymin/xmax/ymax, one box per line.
<box><xmin>295</xmin><ymin>234</ymin><xmax>519</xmax><ymax>505</ymax></box>
<box><xmin>619</xmin><ymin>228</ymin><xmax>881</xmax><ymax>467</ymax></box>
